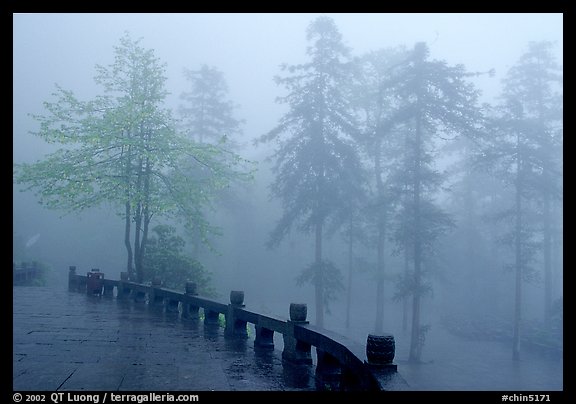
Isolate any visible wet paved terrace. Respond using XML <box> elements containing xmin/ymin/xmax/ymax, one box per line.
<box><xmin>13</xmin><ymin>286</ymin><xmax>314</xmax><ymax>391</ymax></box>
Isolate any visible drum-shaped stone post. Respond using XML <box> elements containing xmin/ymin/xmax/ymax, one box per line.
<box><xmin>230</xmin><ymin>290</ymin><xmax>244</xmax><ymax>306</ymax></box>
<box><xmin>365</xmin><ymin>334</ymin><xmax>397</xmax><ymax>373</ymax></box>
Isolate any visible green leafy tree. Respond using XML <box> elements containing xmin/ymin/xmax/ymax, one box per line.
<box><xmin>257</xmin><ymin>16</ymin><xmax>364</xmax><ymax>327</ymax></box>
<box><xmin>14</xmin><ymin>33</ymin><xmax>248</xmax><ymax>283</ymax></box>
<box><xmin>179</xmin><ymin>64</ymin><xmax>244</xmax><ymax>147</ymax></box>
<box><xmin>178</xmin><ymin>64</ymin><xmax>247</xmax><ymax>257</ymax></box>
<box><xmin>143</xmin><ymin>224</ymin><xmax>214</xmax><ymax>295</ymax></box>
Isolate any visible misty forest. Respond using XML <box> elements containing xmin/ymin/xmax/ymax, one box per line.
<box><xmin>13</xmin><ymin>14</ymin><xmax>562</xmax><ymax>391</ymax></box>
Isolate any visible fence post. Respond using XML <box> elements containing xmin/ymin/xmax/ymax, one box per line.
<box><xmin>150</xmin><ymin>277</ymin><xmax>164</xmax><ymax>307</ymax></box>
<box><xmin>225</xmin><ymin>290</ymin><xmax>248</xmax><ymax>338</ymax></box>
<box><xmin>118</xmin><ymin>271</ymin><xmax>131</xmax><ymax>298</ymax></box>
<box><xmin>282</xmin><ymin>303</ymin><xmax>312</xmax><ymax>365</ymax></box>
<box><xmin>365</xmin><ymin>334</ymin><xmax>397</xmax><ymax>374</ymax></box>
<box><xmin>182</xmin><ymin>281</ymin><xmax>199</xmax><ymax>319</ymax></box>
<box><xmin>68</xmin><ymin>266</ymin><xmax>77</xmax><ymax>291</ymax></box>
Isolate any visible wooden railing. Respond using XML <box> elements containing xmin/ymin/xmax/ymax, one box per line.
<box><xmin>68</xmin><ymin>267</ymin><xmax>403</xmax><ymax>391</ymax></box>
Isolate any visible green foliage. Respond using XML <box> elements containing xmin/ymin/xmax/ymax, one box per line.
<box><xmin>296</xmin><ymin>260</ymin><xmax>344</xmax><ymax>314</ymax></box>
<box><xmin>478</xmin><ymin>41</ymin><xmax>562</xmax><ymax>286</ymax></box>
<box><xmin>257</xmin><ymin>16</ymin><xmax>364</xmax><ymax>247</ymax></box>
<box><xmin>256</xmin><ymin>16</ymin><xmax>365</xmax><ymax>325</ymax></box>
<box><xmin>13</xmin><ymin>32</ymin><xmax>252</xmax><ymax>282</ymax></box>
<box><xmin>143</xmin><ymin>224</ymin><xmax>215</xmax><ymax>296</ymax></box>
<box><xmin>13</xmin><ymin>261</ymin><xmax>50</xmax><ymax>286</ymax></box>
<box><xmin>179</xmin><ymin>64</ymin><xmax>244</xmax><ymax>147</ymax></box>
<box><xmin>392</xmin><ymin>271</ymin><xmax>433</xmax><ymax>302</ymax></box>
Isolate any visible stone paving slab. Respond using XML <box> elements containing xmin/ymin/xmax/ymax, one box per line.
<box><xmin>13</xmin><ymin>286</ymin><xmax>315</xmax><ymax>391</ymax></box>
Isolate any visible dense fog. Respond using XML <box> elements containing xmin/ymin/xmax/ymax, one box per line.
<box><xmin>13</xmin><ymin>13</ymin><xmax>562</xmax><ymax>390</ymax></box>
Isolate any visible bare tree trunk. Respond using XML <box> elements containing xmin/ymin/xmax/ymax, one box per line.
<box><xmin>409</xmin><ymin>101</ymin><xmax>423</xmax><ymax>363</ymax></box>
<box><xmin>346</xmin><ymin>213</ymin><xmax>353</xmax><ymax>329</ymax></box>
<box><xmin>512</xmin><ymin>131</ymin><xmax>523</xmax><ymax>361</ymax></box>
<box><xmin>133</xmin><ymin>158</ymin><xmax>144</xmax><ymax>283</ymax></box>
<box><xmin>123</xmin><ymin>143</ymin><xmax>134</xmax><ymax>279</ymax></box>
<box><xmin>139</xmin><ymin>157</ymin><xmax>152</xmax><ymax>283</ymax></box>
<box><xmin>402</xmin><ymin>248</ymin><xmax>409</xmax><ymax>333</ymax></box>
<box><xmin>124</xmin><ymin>201</ymin><xmax>133</xmax><ymax>278</ymax></box>
<box><xmin>543</xmin><ymin>182</ymin><xmax>552</xmax><ymax>328</ymax></box>
<box><xmin>315</xmin><ymin>220</ymin><xmax>324</xmax><ymax>328</ymax></box>
<box><xmin>374</xmin><ymin>139</ymin><xmax>386</xmax><ymax>334</ymax></box>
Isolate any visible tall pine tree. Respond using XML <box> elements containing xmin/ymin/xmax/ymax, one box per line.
<box><xmin>257</xmin><ymin>16</ymin><xmax>364</xmax><ymax>327</ymax></box>
<box><xmin>386</xmin><ymin>42</ymin><xmax>482</xmax><ymax>362</ymax></box>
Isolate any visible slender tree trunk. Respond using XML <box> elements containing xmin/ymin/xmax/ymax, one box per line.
<box><xmin>536</xmin><ymin>81</ymin><xmax>553</xmax><ymax>330</ymax></box>
<box><xmin>512</xmin><ymin>132</ymin><xmax>523</xmax><ymax>361</ymax></box>
<box><xmin>374</xmin><ymin>139</ymin><xmax>386</xmax><ymax>334</ymax></box>
<box><xmin>123</xmin><ymin>143</ymin><xmax>134</xmax><ymax>279</ymax></box>
<box><xmin>134</xmin><ymin>203</ymin><xmax>142</xmax><ymax>282</ymax></box>
<box><xmin>139</xmin><ymin>157</ymin><xmax>152</xmax><ymax>282</ymax></box>
<box><xmin>346</xmin><ymin>212</ymin><xmax>353</xmax><ymax>329</ymax></box>
<box><xmin>124</xmin><ymin>201</ymin><xmax>133</xmax><ymax>278</ymax></box>
<box><xmin>133</xmin><ymin>158</ymin><xmax>144</xmax><ymax>283</ymax></box>
<box><xmin>551</xmin><ymin>199</ymin><xmax>562</xmax><ymax>305</ymax></box>
<box><xmin>315</xmin><ymin>220</ymin><xmax>324</xmax><ymax>328</ymax></box>
<box><xmin>402</xmin><ymin>132</ymin><xmax>411</xmax><ymax>334</ymax></box>
<box><xmin>409</xmin><ymin>106</ymin><xmax>423</xmax><ymax>363</ymax></box>
<box><xmin>463</xmin><ymin>145</ymin><xmax>478</xmax><ymax>313</ymax></box>
<box><xmin>543</xmin><ymin>180</ymin><xmax>552</xmax><ymax>328</ymax></box>
<box><xmin>403</xmin><ymin>248</ymin><xmax>409</xmax><ymax>333</ymax></box>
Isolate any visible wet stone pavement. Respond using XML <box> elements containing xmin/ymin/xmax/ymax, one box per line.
<box><xmin>13</xmin><ymin>286</ymin><xmax>315</xmax><ymax>391</ymax></box>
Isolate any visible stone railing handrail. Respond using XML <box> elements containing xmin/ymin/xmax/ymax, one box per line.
<box><xmin>68</xmin><ymin>267</ymin><xmax>401</xmax><ymax>391</ymax></box>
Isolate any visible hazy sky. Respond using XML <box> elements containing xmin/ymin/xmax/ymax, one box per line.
<box><xmin>13</xmin><ymin>13</ymin><xmax>563</xmax><ymax>162</ymax></box>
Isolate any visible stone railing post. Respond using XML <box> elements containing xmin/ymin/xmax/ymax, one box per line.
<box><xmin>365</xmin><ymin>334</ymin><xmax>397</xmax><ymax>374</ymax></box>
<box><xmin>68</xmin><ymin>266</ymin><xmax>77</xmax><ymax>290</ymax></box>
<box><xmin>31</xmin><ymin>261</ymin><xmax>39</xmax><ymax>279</ymax></box>
<box><xmin>86</xmin><ymin>268</ymin><xmax>104</xmax><ymax>295</ymax></box>
<box><xmin>133</xmin><ymin>286</ymin><xmax>146</xmax><ymax>303</ymax></box>
<box><xmin>315</xmin><ymin>350</ymin><xmax>342</xmax><ymax>391</ymax></box>
<box><xmin>225</xmin><ymin>290</ymin><xmax>248</xmax><ymax>338</ymax></box>
<box><xmin>150</xmin><ymin>277</ymin><xmax>164</xmax><ymax>307</ymax></box>
<box><xmin>204</xmin><ymin>309</ymin><xmax>220</xmax><ymax>325</ymax></box>
<box><xmin>103</xmin><ymin>281</ymin><xmax>114</xmax><ymax>297</ymax></box>
<box><xmin>254</xmin><ymin>326</ymin><xmax>275</xmax><ymax>351</ymax></box>
<box><xmin>182</xmin><ymin>281</ymin><xmax>199</xmax><ymax>319</ymax></box>
<box><xmin>282</xmin><ymin>303</ymin><xmax>312</xmax><ymax>365</ymax></box>
<box><xmin>118</xmin><ymin>271</ymin><xmax>131</xmax><ymax>298</ymax></box>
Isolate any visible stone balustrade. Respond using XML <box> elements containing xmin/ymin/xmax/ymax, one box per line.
<box><xmin>67</xmin><ymin>266</ymin><xmax>403</xmax><ymax>391</ymax></box>
<box><xmin>13</xmin><ymin>261</ymin><xmax>41</xmax><ymax>285</ymax></box>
